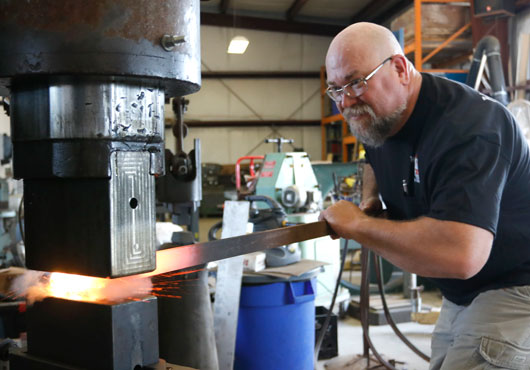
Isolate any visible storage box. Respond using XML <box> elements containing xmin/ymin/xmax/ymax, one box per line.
<box><xmin>391</xmin><ymin>4</ymin><xmax>471</xmax><ymax>46</ymax></box>
<box><xmin>243</xmin><ymin>252</ymin><xmax>266</xmax><ymax>272</ymax></box>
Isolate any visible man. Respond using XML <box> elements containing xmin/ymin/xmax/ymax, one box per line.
<box><xmin>320</xmin><ymin>22</ymin><xmax>530</xmax><ymax>369</ymax></box>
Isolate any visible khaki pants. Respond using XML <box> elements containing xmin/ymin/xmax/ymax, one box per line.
<box><xmin>430</xmin><ymin>286</ymin><xmax>530</xmax><ymax>370</ymax></box>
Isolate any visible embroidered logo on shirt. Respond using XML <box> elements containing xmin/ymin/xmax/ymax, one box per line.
<box><xmin>414</xmin><ymin>154</ymin><xmax>420</xmax><ymax>183</ymax></box>
<box><xmin>480</xmin><ymin>94</ymin><xmax>496</xmax><ymax>103</ymax></box>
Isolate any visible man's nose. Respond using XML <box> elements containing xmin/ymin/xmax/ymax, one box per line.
<box><xmin>340</xmin><ymin>92</ymin><xmax>359</xmax><ymax>109</ymax></box>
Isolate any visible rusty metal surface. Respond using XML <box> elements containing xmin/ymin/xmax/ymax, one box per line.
<box><xmin>151</xmin><ymin>221</ymin><xmax>332</xmax><ymax>274</ymax></box>
<box><xmin>22</xmin><ymin>296</ymin><xmax>159</xmax><ymax>370</ymax></box>
<box><xmin>0</xmin><ymin>0</ymin><xmax>186</xmax><ymax>42</ymax></box>
<box><xmin>0</xmin><ymin>0</ymin><xmax>201</xmax><ymax>96</ymax></box>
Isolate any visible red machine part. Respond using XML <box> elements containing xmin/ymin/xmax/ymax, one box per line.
<box><xmin>235</xmin><ymin>156</ymin><xmax>264</xmax><ymax>191</ymax></box>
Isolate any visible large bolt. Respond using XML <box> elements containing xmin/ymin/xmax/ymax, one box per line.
<box><xmin>178</xmin><ymin>165</ymin><xmax>188</xmax><ymax>175</ymax></box>
<box><xmin>161</xmin><ymin>35</ymin><xmax>186</xmax><ymax>51</ymax></box>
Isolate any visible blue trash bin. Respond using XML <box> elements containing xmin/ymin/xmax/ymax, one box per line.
<box><xmin>234</xmin><ymin>277</ymin><xmax>316</xmax><ymax>370</ymax></box>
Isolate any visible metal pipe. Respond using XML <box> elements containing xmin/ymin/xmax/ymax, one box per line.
<box><xmin>466</xmin><ymin>35</ymin><xmax>509</xmax><ymax>105</ymax></box>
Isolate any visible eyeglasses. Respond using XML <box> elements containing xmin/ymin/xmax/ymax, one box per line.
<box><xmin>326</xmin><ymin>56</ymin><xmax>393</xmax><ymax>103</ymax></box>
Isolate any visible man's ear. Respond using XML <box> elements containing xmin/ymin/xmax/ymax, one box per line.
<box><xmin>392</xmin><ymin>55</ymin><xmax>410</xmax><ymax>85</ymax></box>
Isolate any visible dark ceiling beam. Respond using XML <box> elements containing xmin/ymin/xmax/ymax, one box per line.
<box><xmin>286</xmin><ymin>0</ymin><xmax>311</xmax><ymax>20</ymax></box>
<box><xmin>516</xmin><ymin>0</ymin><xmax>530</xmax><ymax>9</ymax></box>
<box><xmin>200</xmin><ymin>12</ymin><xmax>343</xmax><ymax>36</ymax></box>
<box><xmin>202</xmin><ymin>71</ymin><xmax>319</xmax><ymax>79</ymax></box>
<box><xmin>372</xmin><ymin>0</ymin><xmax>412</xmax><ymax>25</ymax></box>
<box><xmin>351</xmin><ymin>0</ymin><xmax>391</xmax><ymax>23</ymax></box>
<box><xmin>370</xmin><ymin>0</ymin><xmax>414</xmax><ymax>24</ymax></box>
<box><xmin>219</xmin><ymin>0</ymin><xmax>230</xmax><ymax>14</ymax></box>
<box><xmin>184</xmin><ymin>120</ymin><xmax>320</xmax><ymax>127</ymax></box>
<box><xmin>351</xmin><ymin>0</ymin><xmax>412</xmax><ymax>24</ymax></box>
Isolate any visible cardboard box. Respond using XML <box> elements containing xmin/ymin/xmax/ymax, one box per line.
<box><xmin>391</xmin><ymin>4</ymin><xmax>471</xmax><ymax>45</ymax></box>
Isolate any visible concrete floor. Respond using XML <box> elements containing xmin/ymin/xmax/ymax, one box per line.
<box><xmin>316</xmin><ymin>289</ymin><xmax>443</xmax><ymax>370</ymax></box>
<box><xmin>199</xmin><ymin>217</ymin><xmax>440</xmax><ymax>370</ymax></box>
<box><xmin>318</xmin><ymin>317</ymin><xmax>435</xmax><ymax>370</ymax></box>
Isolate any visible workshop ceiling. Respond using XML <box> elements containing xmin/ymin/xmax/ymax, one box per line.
<box><xmin>200</xmin><ymin>0</ymin><xmax>414</xmax><ymax>36</ymax></box>
<box><xmin>201</xmin><ymin>0</ymin><xmax>530</xmax><ymax>36</ymax></box>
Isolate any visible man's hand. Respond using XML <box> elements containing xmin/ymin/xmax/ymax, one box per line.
<box><xmin>321</xmin><ymin>199</ymin><xmax>493</xmax><ymax>279</ymax></box>
<box><xmin>359</xmin><ymin>196</ymin><xmax>383</xmax><ymax>217</ymax></box>
<box><xmin>319</xmin><ymin>200</ymin><xmax>369</xmax><ymax>240</ymax></box>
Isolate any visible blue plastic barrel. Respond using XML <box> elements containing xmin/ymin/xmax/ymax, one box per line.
<box><xmin>234</xmin><ymin>278</ymin><xmax>316</xmax><ymax>370</ymax></box>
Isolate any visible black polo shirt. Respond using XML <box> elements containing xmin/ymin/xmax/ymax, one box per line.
<box><xmin>365</xmin><ymin>73</ymin><xmax>530</xmax><ymax>305</ymax></box>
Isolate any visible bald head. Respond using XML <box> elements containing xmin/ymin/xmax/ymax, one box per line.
<box><xmin>326</xmin><ymin>22</ymin><xmax>404</xmax><ymax>73</ymax></box>
<box><xmin>324</xmin><ymin>22</ymin><xmax>422</xmax><ymax>147</ymax></box>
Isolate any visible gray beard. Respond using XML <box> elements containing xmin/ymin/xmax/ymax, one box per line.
<box><xmin>343</xmin><ymin>102</ymin><xmax>406</xmax><ymax>148</ymax></box>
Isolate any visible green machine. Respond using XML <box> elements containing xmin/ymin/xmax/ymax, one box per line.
<box><xmin>251</xmin><ymin>150</ymin><xmax>351</xmax><ymax>307</ymax></box>
<box><xmin>254</xmin><ymin>152</ymin><xmax>322</xmax><ymax>213</ymax></box>
<box><xmin>252</xmin><ymin>151</ymin><xmax>405</xmax><ymax>307</ymax></box>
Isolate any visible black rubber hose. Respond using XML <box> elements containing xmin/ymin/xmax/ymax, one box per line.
<box><xmin>207</xmin><ymin>220</ymin><xmax>223</xmax><ymax>241</ymax></box>
<box><xmin>245</xmin><ymin>194</ymin><xmax>285</xmax><ymax>214</ymax></box>
<box><xmin>465</xmin><ymin>35</ymin><xmax>509</xmax><ymax>106</ymax></box>
<box><xmin>18</xmin><ymin>195</ymin><xmax>24</xmax><ymax>245</ymax></box>
<box><xmin>373</xmin><ymin>253</ymin><xmax>430</xmax><ymax>362</ymax></box>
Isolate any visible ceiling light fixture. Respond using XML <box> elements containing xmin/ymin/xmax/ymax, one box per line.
<box><xmin>227</xmin><ymin>35</ymin><xmax>249</xmax><ymax>54</ymax></box>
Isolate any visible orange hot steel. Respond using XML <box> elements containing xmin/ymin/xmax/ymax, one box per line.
<box><xmin>47</xmin><ymin>272</ymin><xmax>110</xmax><ymax>302</ymax></box>
<box><xmin>139</xmin><ymin>247</ymin><xmax>198</xmax><ymax>278</ymax></box>
<box><xmin>44</xmin><ymin>272</ymin><xmax>153</xmax><ymax>303</ymax></box>
<box><xmin>11</xmin><ymin>248</ymin><xmax>205</xmax><ymax>304</ymax></box>
<box><xmin>12</xmin><ymin>271</ymin><xmax>153</xmax><ymax>304</ymax></box>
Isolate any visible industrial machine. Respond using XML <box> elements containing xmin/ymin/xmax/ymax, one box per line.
<box><xmin>154</xmin><ymin>97</ymin><xmax>219</xmax><ymax>370</ymax></box>
<box><xmin>0</xmin><ymin>177</ymin><xmax>20</xmax><ymax>269</ymax></box>
<box><xmin>0</xmin><ymin>134</ymin><xmax>19</xmax><ymax>268</ymax></box>
<box><xmin>0</xmin><ymin>1</ymin><xmax>201</xmax><ymax>368</ymax></box>
<box><xmin>236</xmin><ymin>143</ymin><xmax>350</xmax><ymax>307</ymax></box>
<box><xmin>247</xmin><ymin>195</ymin><xmax>302</xmax><ymax>267</ymax></box>
<box><xmin>156</xmin><ymin>97</ymin><xmax>202</xmax><ymax>244</ymax></box>
<box><xmin>0</xmin><ymin>3</ymin><xmax>378</xmax><ymax>370</ymax></box>
<box><xmin>251</xmin><ymin>150</ymin><xmax>321</xmax><ymax>268</ymax></box>
<box><xmin>253</xmin><ymin>150</ymin><xmax>322</xmax><ymax>214</ymax></box>
<box><xmin>209</xmin><ymin>194</ymin><xmax>302</xmax><ymax>267</ymax></box>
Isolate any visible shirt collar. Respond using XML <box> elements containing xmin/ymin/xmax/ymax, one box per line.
<box><xmin>388</xmin><ymin>72</ymin><xmax>433</xmax><ymax>146</ymax></box>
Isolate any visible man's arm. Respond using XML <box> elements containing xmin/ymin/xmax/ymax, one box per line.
<box><xmin>359</xmin><ymin>163</ymin><xmax>382</xmax><ymax>215</ymax></box>
<box><xmin>320</xmin><ymin>200</ymin><xmax>493</xmax><ymax>279</ymax></box>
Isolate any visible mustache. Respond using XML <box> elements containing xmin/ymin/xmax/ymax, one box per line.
<box><xmin>342</xmin><ymin>104</ymin><xmax>375</xmax><ymax>119</ymax></box>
